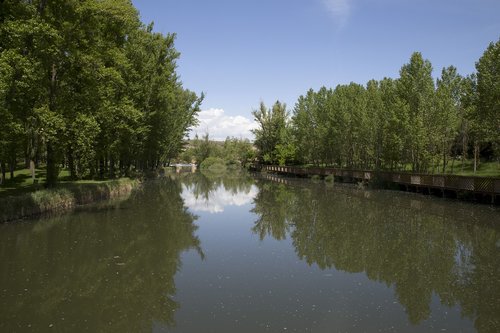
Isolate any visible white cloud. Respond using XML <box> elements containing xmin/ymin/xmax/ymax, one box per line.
<box><xmin>181</xmin><ymin>185</ymin><xmax>259</xmax><ymax>214</ymax></box>
<box><xmin>322</xmin><ymin>0</ymin><xmax>351</xmax><ymax>27</ymax></box>
<box><xmin>190</xmin><ymin>108</ymin><xmax>258</xmax><ymax>141</ymax></box>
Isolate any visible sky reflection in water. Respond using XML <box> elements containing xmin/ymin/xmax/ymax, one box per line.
<box><xmin>0</xmin><ymin>173</ymin><xmax>498</xmax><ymax>332</ymax></box>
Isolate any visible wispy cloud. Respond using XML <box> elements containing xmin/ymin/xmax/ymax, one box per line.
<box><xmin>322</xmin><ymin>0</ymin><xmax>352</xmax><ymax>27</ymax></box>
<box><xmin>190</xmin><ymin>108</ymin><xmax>257</xmax><ymax>141</ymax></box>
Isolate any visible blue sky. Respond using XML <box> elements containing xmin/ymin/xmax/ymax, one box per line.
<box><xmin>131</xmin><ymin>0</ymin><xmax>500</xmax><ymax>140</ymax></box>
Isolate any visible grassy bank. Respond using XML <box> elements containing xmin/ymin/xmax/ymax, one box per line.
<box><xmin>0</xmin><ymin>178</ymin><xmax>140</xmax><ymax>223</ymax></box>
<box><xmin>288</xmin><ymin>161</ymin><xmax>500</xmax><ymax>178</ymax></box>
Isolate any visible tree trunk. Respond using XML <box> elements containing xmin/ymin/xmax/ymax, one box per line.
<box><xmin>46</xmin><ymin>141</ymin><xmax>58</xmax><ymax>187</ymax></box>
<box><xmin>9</xmin><ymin>161</ymin><xmax>14</xmax><ymax>179</ymax></box>
<box><xmin>110</xmin><ymin>157</ymin><xmax>115</xmax><ymax>178</ymax></box>
<box><xmin>38</xmin><ymin>0</ymin><xmax>47</xmax><ymax>15</ymax></box>
<box><xmin>442</xmin><ymin>141</ymin><xmax>447</xmax><ymax>174</ymax></box>
<box><xmin>30</xmin><ymin>160</ymin><xmax>36</xmax><ymax>183</ymax></box>
<box><xmin>473</xmin><ymin>142</ymin><xmax>479</xmax><ymax>175</ymax></box>
<box><xmin>461</xmin><ymin>128</ymin><xmax>468</xmax><ymax>172</ymax></box>
<box><xmin>45</xmin><ymin>59</ymin><xmax>59</xmax><ymax>187</ymax></box>
<box><xmin>99</xmin><ymin>157</ymin><xmax>105</xmax><ymax>179</ymax></box>
<box><xmin>450</xmin><ymin>153</ymin><xmax>455</xmax><ymax>174</ymax></box>
<box><xmin>68</xmin><ymin>149</ymin><xmax>76</xmax><ymax>179</ymax></box>
<box><xmin>0</xmin><ymin>161</ymin><xmax>4</xmax><ymax>185</ymax></box>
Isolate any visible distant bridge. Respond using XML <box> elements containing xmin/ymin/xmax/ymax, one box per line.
<box><xmin>171</xmin><ymin>163</ymin><xmax>197</xmax><ymax>173</ymax></box>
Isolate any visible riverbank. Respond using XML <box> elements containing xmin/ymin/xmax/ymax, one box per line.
<box><xmin>0</xmin><ymin>178</ymin><xmax>141</xmax><ymax>223</ymax></box>
<box><xmin>254</xmin><ymin>165</ymin><xmax>500</xmax><ymax>204</ymax></box>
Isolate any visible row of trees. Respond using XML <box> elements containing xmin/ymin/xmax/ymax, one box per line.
<box><xmin>181</xmin><ymin>134</ymin><xmax>255</xmax><ymax>169</ymax></box>
<box><xmin>0</xmin><ymin>0</ymin><xmax>202</xmax><ymax>186</ymax></box>
<box><xmin>253</xmin><ymin>40</ymin><xmax>499</xmax><ymax>173</ymax></box>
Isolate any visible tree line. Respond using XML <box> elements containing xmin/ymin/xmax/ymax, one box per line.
<box><xmin>0</xmin><ymin>0</ymin><xmax>202</xmax><ymax>186</ymax></box>
<box><xmin>253</xmin><ymin>40</ymin><xmax>499</xmax><ymax>174</ymax></box>
<box><xmin>180</xmin><ymin>134</ymin><xmax>255</xmax><ymax>170</ymax></box>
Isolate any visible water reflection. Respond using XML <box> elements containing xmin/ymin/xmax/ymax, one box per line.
<box><xmin>180</xmin><ymin>171</ymin><xmax>257</xmax><ymax>213</ymax></box>
<box><xmin>0</xmin><ymin>178</ymin><xmax>201</xmax><ymax>332</ymax></box>
<box><xmin>1</xmin><ymin>174</ymin><xmax>499</xmax><ymax>332</ymax></box>
<box><xmin>251</xmin><ymin>178</ymin><xmax>500</xmax><ymax>332</ymax></box>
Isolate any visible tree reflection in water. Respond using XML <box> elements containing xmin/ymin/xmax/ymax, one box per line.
<box><xmin>0</xmin><ymin>178</ymin><xmax>202</xmax><ymax>332</ymax></box>
<box><xmin>251</xmin><ymin>179</ymin><xmax>500</xmax><ymax>332</ymax></box>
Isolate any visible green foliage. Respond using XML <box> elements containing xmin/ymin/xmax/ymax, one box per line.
<box><xmin>0</xmin><ymin>178</ymin><xmax>139</xmax><ymax>222</ymax></box>
<box><xmin>264</xmin><ymin>45</ymin><xmax>499</xmax><ymax>175</ymax></box>
<box><xmin>182</xmin><ymin>135</ymin><xmax>255</xmax><ymax>169</ymax></box>
<box><xmin>475</xmin><ymin>39</ymin><xmax>500</xmax><ymax>156</ymax></box>
<box><xmin>199</xmin><ymin>157</ymin><xmax>226</xmax><ymax>172</ymax></box>
<box><xmin>191</xmin><ymin>133</ymin><xmax>215</xmax><ymax>166</ymax></box>
<box><xmin>0</xmin><ymin>0</ymin><xmax>202</xmax><ymax>187</ymax></box>
<box><xmin>252</xmin><ymin>101</ymin><xmax>293</xmax><ymax>164</ymax></box>
<box><xmin>222</xmin><ymin>137</ymin><xmax>255</xmax><ymax>167</ymax></box>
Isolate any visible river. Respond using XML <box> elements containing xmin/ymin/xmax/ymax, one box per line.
<box><xmin>1</xmin><ymin>172</ymin><xmax>499</xmax><ymax>332</ymax></box>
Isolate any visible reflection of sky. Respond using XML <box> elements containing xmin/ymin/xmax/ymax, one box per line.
<box><xmin>181</xmin><ymin>185</ymin><xmax>258</xmax><ymax>213</ymax></box>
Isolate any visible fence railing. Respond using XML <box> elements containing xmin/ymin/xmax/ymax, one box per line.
<box><xmin>255</xmin><ymin>165</ymin><xmax>500</xmax><ymax>195</ymax></box>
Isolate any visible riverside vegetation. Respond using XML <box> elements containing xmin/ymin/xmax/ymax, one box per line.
<box><xmin>1</xmin><ymin>1</ymin><xmax>498</xmax><ymax>220</ymax></box>
<box><xmin>0</xmin><ymin>0</ymin><xmax>202</xmax><ymax>187</ymax></box>
<box><xmin>0</xmin><ymin>0</ymin><xmax>202</xmax><ymax>219</ymax></box>
<box><xmin>0</xmin><ymin>178</ymin><xmax>139</xmax><ymax>223</ymax></box>
<box><xmin>252</xmin><ymin>40</ymin><xmax>500</xmax><ymax>177</ymax></box>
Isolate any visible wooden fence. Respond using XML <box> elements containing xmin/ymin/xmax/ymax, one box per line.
<box><xmin>255</xmin><ymin>165</ymin><xmax>500</xmax><ymax>196</ymax></box>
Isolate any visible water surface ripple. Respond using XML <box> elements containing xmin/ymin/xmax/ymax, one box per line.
<box><xmin>1</xmin><ymin>173</ymin><xmax>499</xmax><ymax>332</ymax></box>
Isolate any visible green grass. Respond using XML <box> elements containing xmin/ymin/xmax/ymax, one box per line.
<box><xmin>0</xmin><ymin>176</ymin><xmax>140</xmax><ymax>222</ymax></box>
<box><xmin>437</xmin><ymin>160</ymin><xmax>500</xmax><ymax>177</ymax></box>
<box><xmin>283</xmin><ymin>160</ymin><xmax>500</xmax><ymax>178</ymax></box>
<box><xmin>0</xmin><ymin>166</ymin><xmax>136</xmax><ymax>198</ymax></box>
<box><xmin>0</xmin><ymin>167</ymin><xmax>46</xmax><ymax>197</ymax></box>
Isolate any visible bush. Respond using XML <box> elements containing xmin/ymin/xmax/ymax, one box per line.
<box><xmin>200</xmin><ymin>157</ymin><xmax>227</xmax><ymax>172</ymax></box>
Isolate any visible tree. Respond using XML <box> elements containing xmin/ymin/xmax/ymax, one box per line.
<box><xmin>435</xmin><ymin>66</ymin><xmax>462</xmax><ymax>173</ymax></box>
<box><xmin>191</xmin><ymin>133</ymin><xmax>214</xmax><ymax>166</ymax></box>
<box><xmin>462</xmin><ymin>74</ymin><xmax>483</xmax><ymax>173</ymax></box>
<box><xmin>475</xmin><ymin>39</ymin><xmax>500</xmax><ymax>161</ymax></box>
<box><xmin>252</xmin><ymin>101</ymin><xmax>289</xmax><ymax>164</ymax></box>
<box><xmin>397</xmin><ymin>52</ymin><xmax>436</xmax><ymax>172</ymax></box>
<box><xmin>0</xmin><ymin>0</ymin><xmax>202</xmax><ymax>186</ymax></box>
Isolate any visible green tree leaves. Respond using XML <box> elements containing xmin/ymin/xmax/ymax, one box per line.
<box><xmin>0</xmin><ymin>0</ymin><xmax>202</xmax><ymax>185</ymax></box>
<box><xmin>476</xmin><ymin>39</ymin><xmax>500</xmax><ymax>154</ymax></box>
<box><xmin>260</xmin><ymin>46</ymin><xmax>497</xmax><ymax>174</ymax></box>
<box><xmin>252</xmin><ymin>101</ymin><xmax>291</xmax><ymax>165</ymax></box>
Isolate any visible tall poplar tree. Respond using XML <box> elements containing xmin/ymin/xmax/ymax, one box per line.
<box><xmin>397</xmin><ymin>52</ymin><xmax>436</xmax><ymax>172</ymax></box>
<box><xmin>475</xmin><ymin>39</ymin><xmax>500</xmax><ymax>161</ymax></box>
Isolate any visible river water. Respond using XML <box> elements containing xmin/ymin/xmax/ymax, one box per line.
<box><xmin>1</xmin><ymin>172</ymin><xmax>499</xmax><ymax>332</ymax></box>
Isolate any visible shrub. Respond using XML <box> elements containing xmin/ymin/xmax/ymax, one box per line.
<box><xmin>200</xmin><ymin>157</ymin><xmax>227</xmax><ymax>172</ymax></box>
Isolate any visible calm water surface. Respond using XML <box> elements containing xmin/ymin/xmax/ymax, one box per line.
<box><xmin>1</xmin><ymin>172</ymin><xmax>499</xmax><ymax>332</ymax></box>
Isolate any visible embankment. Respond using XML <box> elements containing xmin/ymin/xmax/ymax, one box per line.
<box><xmin>0</xmin><ymin>178</ymin><xmax>140</xmax><ymax>223</ymax></box>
